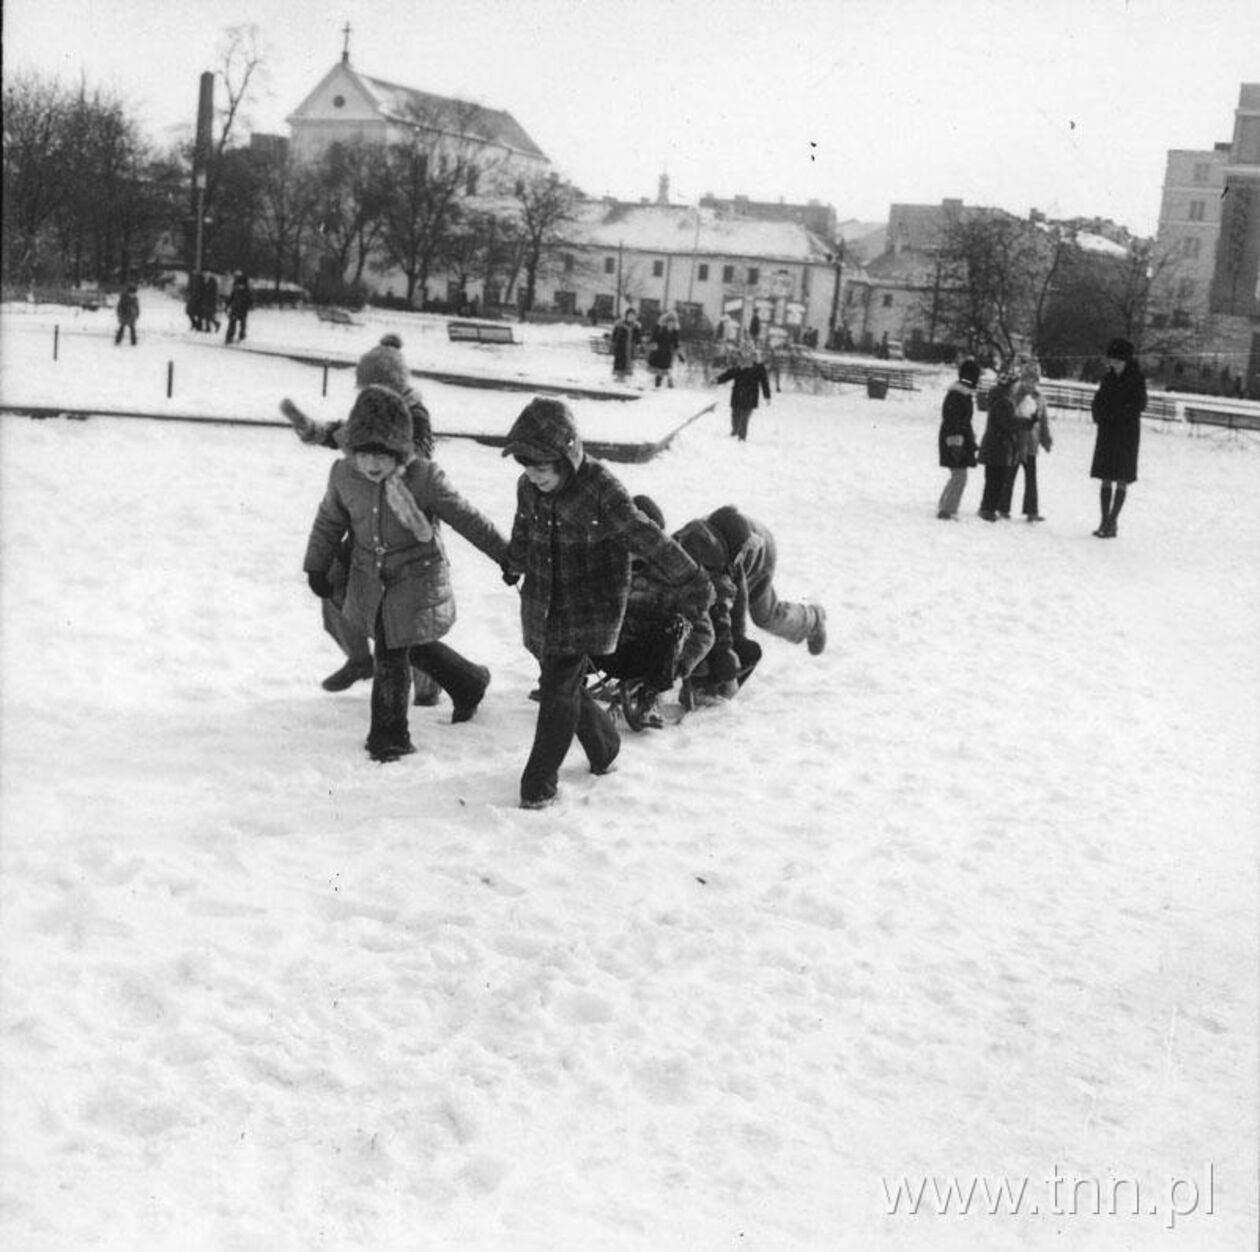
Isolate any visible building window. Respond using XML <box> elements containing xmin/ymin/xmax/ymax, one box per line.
<box><xmin>563</xmin><ymin>253</ymin><xmax>575</xmax><ymax>273</ymax></box>
<box><xmin>1177</xmin><ymin>278</ymin><xmax>1195</xmax><ymax>301</ymax></box>
<box><xmin>604</xmin><ymin>257</ymin><xmax>615</xmax><ymax>274</ymax></box>
<box><xmin>697</xmin><ymin>263</ymin><xmax>709</xmax><ymax>282</ymax></box>
<box><xmin>554</xmin><ymin>291</ymin><xmax>577</xmax><ymax>314</ymax></box>
<box><xmin>1192</xmin><ymin>162</ymin><xmax>1210</xmax><ymax>183</ymax></box>
<box><xmin>514</xmin><ymin>178</ymin><xmax>525</xmax><ymax>196</ymax></box>
<box><xmin>652</xmin><ymin>259</ymin><xmax>664</xmax><ymax>278</ymax></box>
<box><xmin>747</xmin><ymin>267</ymin><xmax>760</xmax><ymax>286</ymax></box>
<box><xmin>882</xmin><ymin>293</ymin><xmax>894</xmax><ymax>308</ymax></box>
<box><xmin>1187</xmin><ymin>200</ymin><xmax>1205</xmax><ymax>222</ymax></box>
<box><xmin>332</xmin><ymin>95</ymin><xmax>346</xmax><ymax>109</ymax></box>
<box><xmin>722</xmin><ymin>264</ymin><xmax>735</xmax><ymax>283</ymax></box>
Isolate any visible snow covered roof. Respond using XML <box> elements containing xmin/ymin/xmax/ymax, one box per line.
<box><xmin>564</xmin><ymin>203</ymin><xmax>833</xmax><ymax>262</ymax></box>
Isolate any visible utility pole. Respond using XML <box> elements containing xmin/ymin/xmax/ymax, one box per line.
<box><xmin>827</xmin><ymin>239</ymin><xmax>846</xmax><ymax>345</ymax></box>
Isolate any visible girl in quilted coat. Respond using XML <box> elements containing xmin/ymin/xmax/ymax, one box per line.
<box><xmin>304</xmin><ymin>385</ymin><xmax>508</xmax><ymax>762</ymax></box>
<box><xmin>500</xmin><ymin>398</ymin><xmax>711</xmax><ymax>809</ymax></box>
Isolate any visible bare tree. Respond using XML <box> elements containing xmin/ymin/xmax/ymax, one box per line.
<box><xmin>308</xmin><ymin>140</ymin><xmax>390</xmax><ymax>296</ymax></box>
<box><xmin>253</xmin><ymin>146</ymin><xmax>315</xmax><ymax>290</ymax></box>
<box><xmin>513</xmin><ymin>173</ymin><xmax>580</xmax><ymax>318</ymax></box>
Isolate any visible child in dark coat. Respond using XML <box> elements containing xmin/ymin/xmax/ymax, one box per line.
<box><xmin>500</xmin><ymin>399</ymin><xmax>711</xmax><ymax>809</ymax></box>
<box><xmin>304</xmin><ymin>386</ymin><xmax>509</xmax><ymax>762</ymax></box>
<box><xmin>936</xmin><ymin>360</ymin><xmax>980</xmax><ymax>518</ymax></box>
<box><xmin>715</xmin><ymin>346</ymin><xmax>771</xmax><ymax>440</ymax></box>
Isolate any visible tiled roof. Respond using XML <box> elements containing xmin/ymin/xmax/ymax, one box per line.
<box><xmin>358</xmin><ymin>72</ymin><xmax>547</xmax><ymax>161</ymax></box>
<box><xmin>565</xmin><ymin>203</ymin><xmax>833</xmax><ymax>261</ymax></box>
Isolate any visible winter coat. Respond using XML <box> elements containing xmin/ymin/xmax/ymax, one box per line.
<box><xmin>502</xmin><ymin>402</ymin><xmax>707</xmax><ymax>657</ymax></box>
<box><xmin>617</xmin><ymin>556</ymin><xmax>716</xmax><ymax>681</ymax></box>
<box><xmin>647</xmin><ymin>323</ymin><xmax>683</xmax><ymax>371</ymax></box>
<box><xmin>715</xmin><ymin>362</ymin><xmax>771</xmax><ymax>411</ymax></box>
<box><xmin>610</xmin><ymin>317</ymin><xmax>639</xmax><ymax>373</ymax></box>
<box><xmin>199</xmin><ymin>275</ymin><xmax>220</xmax><ymax>323</ymax></box>
<box><xmin>1011</xmin><ymin>381</ymin><xmax>1052</xmax><ymax>459</ymax></box>
<box><xmin>116</xmin><ymin>291</ymin><xmax>140</xmax><ymax>327</ymax></box>
<box><xmin>977</xmin><ymin>380</ymin><xmax>1031</xmax><ymax>468</ymax></box>
<box><xmin>304</xmin><ymin>456</ymin><xmax>508</xmax><ymax>650</ymax></box>
<box><xmin>938</xmin><ymin>382</ymin><xmax>978</xmax><ymax>469</ymax></box>
<box><xmin>227</xmin><ymin>280</ymin><xmax>253</xmax><ymax>317</ymax></box>
<box><xmin>1090</xmin><ymin>361</ymin><xmax>1146</xmax><ymax>483</ymax></box>
<box><xmin>672</xmin><ymin>507</ymin><xmax>774</xmax><ymax>686</ymax></box>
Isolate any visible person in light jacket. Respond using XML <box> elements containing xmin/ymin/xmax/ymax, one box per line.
<box><xmin>1006</xmin><ymin>359</ymin><xmax>1053</xmax><ymax>521</ymax></box>
<box><xmin>304</xmin><ymin>386</ymin><xmax>508</xmax><ymax>762</ymax></box>
<box><xmin>1089</xmin><ymin>337</ymin><xmax>1146</xmax><ymax>538</ymax></box>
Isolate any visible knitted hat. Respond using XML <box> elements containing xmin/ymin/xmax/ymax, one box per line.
<box><xmin>1019</xmin><ymin>360</ymin><xmax>1041</xmax><ymax>382</ymax></box>
<box><xmin>343</xmin><ymin>385</ymin><xmax>414</xmax><ymax>459</ymax></box>
<box><xmin>1105</xmin><ymin>337</ymin><xmax>1134</xmax><ymax>361</ymax></box>
<box><xmin>633</xmin><ymin>495</ymin><xmax>666</xmax><ymax>529</ymax></box>
<box><xmin>355</xmin><ymin>337</ymin><xmax>410</xmax><ymax>392</ymax></box>
<box><xmin>958</xmin><ymin>360</ymin><xmax>981</xmax><ymax>388</ymax></box>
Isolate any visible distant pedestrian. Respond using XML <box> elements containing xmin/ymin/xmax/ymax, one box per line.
<box><xmin>976</xmin><ymin>367</ymin><xmax>1022</xmax><ymax>521</ymax></box>
<box><xmin>1008</xmin><ymin>360</ymin><xmax>1053</xmax><ymax>521</ymax></box>
<box><xmin>1089</xmin><ymin>337</ymin><xmax>1147</xmax><ymax>538</ymax></box>
<box><xmin>610</xmin><ymin>307</ymin><xmax>640</xmax><ymax>381</ymax></box>
<box><xmin>748</xmin><ymin>310</ymin><xmax>761</xmax><ymax>343</ymax></box>
<box><xmin>185</xmin><ymin>272</ymin><xmax>203</xmax><ymax>331</ymax></box>
<box><xmin>936</xmin><ymin>360</ymin><xmax>980</xmax><ymax>519</ymax></box>
<box><xmin>647</xmin><ymin>311</ymin><xmax>684</xmax><ymax>388</ymax></box>
<box><xmin>199</xmin><ymin>271</ymin><xmax>220</xmax><ymax>334</ymax></box>
<box><xmin>715</xmin><ymin>345</ymin><xmax>771</xmax><ymax>441</ymax></box>
<box><xmin>114</xmin><ymin>284</ymin><xmax>139</xmax><ymax>346</ymax></box>
<box><xmin>224</xmin><ymin>272</ymin><xmax>252</xmax><ymax>344</ymax></box>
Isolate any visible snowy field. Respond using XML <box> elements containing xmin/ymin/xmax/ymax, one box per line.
<box><xmin>1</xmin><ymin>293</ymin><xmax>1257</xmax><ymax>1250</ymax></box>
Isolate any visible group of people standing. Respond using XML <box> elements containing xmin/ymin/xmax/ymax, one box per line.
<box><xmin>293</xmin><ymin>335</ymin><xmax>827</xmax><ymax>808</ymax></box>
<box><xmin>936</xmin><ymin>337</ymin><xmax>1147</xmax><ymax>537</ymax></box>
<box><xmin>185</xmin><ymin>270</ymin><xmax>253</xmax><ymax>343</ymax></box>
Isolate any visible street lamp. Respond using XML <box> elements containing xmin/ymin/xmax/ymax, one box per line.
<box><xmin>827</xmin><ymin>239</ymin><xmax>846</xmax><ymax>347</ymax></box>
<box><xmin>193</xmin><ymin>169</ymin><xmax>207</xmax><ymax>275</ymax></box>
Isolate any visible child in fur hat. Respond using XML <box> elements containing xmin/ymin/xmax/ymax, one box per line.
<box><xmin>304</xmin><ymin>385</ymin><xmax>509</xmax><ymax>762</ymax></box>
<box><xmin>500</xmin><ymin>398</ymin><xmax>712</xmax><ymax>808</ymax></box>
<box><xmin>282</xmin><ymin>335</ymin><xmax>443</xmax><ymax>705</ymax></box>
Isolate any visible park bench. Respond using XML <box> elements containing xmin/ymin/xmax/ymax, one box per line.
<box><xmin>448</xmin><ymin>320</ymin><xmax>517</xmax><ymax>345</ymax></box>
<box><xmin>1182</xmin><ymin>403</ymin><xmax>1260</xmax><ymax>438</ymax></box>
<box><xmin>315</xmin><ymin>307</ymin><xmax>360</xmax><ymax>327</ymax></box>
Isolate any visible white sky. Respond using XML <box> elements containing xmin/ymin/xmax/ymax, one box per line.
<box><xmin>4</xmin><ymin>0</ymin><xmax>1257</xmax><ymax>236</ymax></box>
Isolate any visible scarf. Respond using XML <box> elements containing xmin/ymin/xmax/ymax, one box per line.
<box><xmin>383</xmin><ymin>470</ymin><xmax>434</xmax><ymax>544</ymax></box>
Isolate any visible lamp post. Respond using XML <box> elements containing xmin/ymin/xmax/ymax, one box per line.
<box><xmin>193</xmin><ymin>169</ymin><xmax>207</xmax><ymax>275</ymax></box>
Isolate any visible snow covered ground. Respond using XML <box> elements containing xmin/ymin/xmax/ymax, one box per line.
<box><xmin>1</xmin><ymin>293</ymin><xmax>1257</xmax><ymax>1250</ymax></box>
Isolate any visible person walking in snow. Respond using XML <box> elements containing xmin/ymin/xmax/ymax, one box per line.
<box><xmin>646</xmin><ymin>311</ymin><xmax>685</xmax><ymax>388</ymax></box>
<box><xmin>1089</xmin><ymin>337</ymin><xmax>1146</xmax><ymax>538</ymax></box>
<box><xmin>303</xmin><ymin>386</ymin><xmax>509</xmax><ymax>763</ymax></box>
<box><xmin>114</xmin><ymin>284</ymin><xmax>140</xmax><ymax>346</ymax></box>
<box><xmin>499</xmin><ymin>398</ymin><xmax>712</xmax><ymax>809</ymax></box>
<box><xmin>1006</xmin><ymin>359</ymin><xmax>1053</xmax><ymax>521</ymax></box>
<box><xmin>224</xmin><ymin>272</ymin><xmax>253</xmax><ymax>344</ymax></box>
<box><xmin>198</xmin><ymin>271</ymin><xmax>220</xmax><ymax>334</ymax></box>
<box><xmin>671</xmin><ymin>505</ymin><xmax>828</xmax><ymax>706</ymax></box>
<box><xmin>715</xmin><ymin>345</ymin><xmax>772</xmax><ymax>440</ymax></box>
<box><xmin>284</xmin><ymin>334</ymin><xmax>444</xmax><ymax>708</ymax></box>
<box><xmin>610</xmin><ymin>307</ymin><xmax>640</xmax><ymax>381</ymax></box>
<box><xmin>936</xmin><ymin>359</ymin><xmax>980</xmax><ymax>518</ymax></box>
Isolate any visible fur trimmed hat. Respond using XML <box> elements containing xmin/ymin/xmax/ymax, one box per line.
<box><xmin>355</xmin><ymin>336</ymin><xmax>410</xmax><ymax>392</ymax></box>
<box><xmin>633</xmin><ymin>494</ymin><xmax>666</xmax><ymax>529</ymax></box>
<box><xmin>1106</xmin><ymin>337</ymin><xmax>1134</xmax><ymax>362</ymax></box>
<box><xmin>958</xmin><ymin>360</ymin><xmax>981</xmax><ymax>388</ymax></box>
<box><xmin>343</xmin><ymin>384</ymin><xmax>414</xmax><ymax>459</ymax></box>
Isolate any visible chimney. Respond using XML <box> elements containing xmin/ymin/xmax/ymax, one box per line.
<box><xmin>657</xmin><ymin>172</ymin><xmax>670</xmax><ymax>205</ymax></box>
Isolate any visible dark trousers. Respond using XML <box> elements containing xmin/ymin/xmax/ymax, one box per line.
<box><xmin>731</xmin><ymin>406</ymin><xmax>753</xmax><ymax>440</ymax></box>
<box><xmin>980</xmin><ymin>464</ymin><xmax>1015</xmax><ymax>515</ymax></box>
<box><xmin>521</xmin><ymin>654</ymin><xmax>620</xmax><ymax>803</ymax></box>
<box><xmin>368</xmin><ymin>620</ymin><xmax>487</xmax><ymax>752</ymax></box>
<box><xmin>114</xmin><ymin>322</ymin><xmax>137</xmax><ymax>345</ymax></box>
<box><xmin>225</xmin><ymin>313</ymin><xmax>248</xmax><ymax>343</ymax></box>
<box><xmin>1009</xmin><ymin>457</ymin><xmax>1039</xmax><ymax>516</ymax></box>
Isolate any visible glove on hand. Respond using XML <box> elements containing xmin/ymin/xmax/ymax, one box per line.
<box><xmin>307</xmin><ymin>570</ymin><xmax>334</xmax><ymax>599</ymax></box>
<box><xmin>501</xmin><ymin>564</ymin><xmax>521</xmax><ymax>587</ymax></box>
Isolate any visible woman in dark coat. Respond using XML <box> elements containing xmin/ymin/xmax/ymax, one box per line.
<box><xmin>936</xmin><ymin>360</ymin><xmax>980</xmax><ymax>518</ymax></box>
<box><xmin>1089</xmin><ymin>337</ymin><xmax>1147</xmax><ymax>538</ymax></box>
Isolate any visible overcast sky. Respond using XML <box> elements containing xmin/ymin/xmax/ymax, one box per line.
<box><xmin>4</xmin><ymin>0</ymin><xmax>1256</xmax><ymax>236</ymax></box>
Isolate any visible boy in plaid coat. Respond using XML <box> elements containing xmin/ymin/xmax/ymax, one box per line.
<box><xmin>501</xmin><ymin>399</ymin><xmax>711</xmax><ymax>809</ymax></box>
